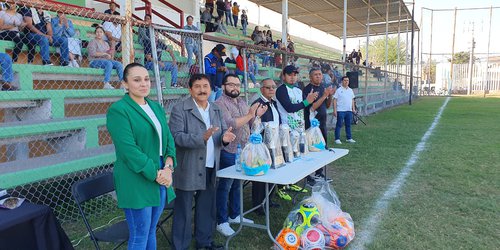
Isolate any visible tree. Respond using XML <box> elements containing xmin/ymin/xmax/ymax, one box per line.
<box><xmin>448</xmin><ymin>51</ymin><xmax>476</xmax><ymax>64</ymax></box>
<box><xmin>360</xmin><ymin>36</ymin><xmax>408</xmax><ymax>65</ymax></box>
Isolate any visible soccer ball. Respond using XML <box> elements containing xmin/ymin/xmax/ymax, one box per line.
<box><xmin>275</xmin><ymin>228</ymin><xmax>300</xmax><ymax>250</ymax></box>
<box><xmin>301</xmin><ymin>227</ymin><xmax>325</xmax><ymax>250</ymax></box>
<box><xmin>295</xmin><ymin>202</ymin><xmax>321</xmax><ymax>236</ymax></box>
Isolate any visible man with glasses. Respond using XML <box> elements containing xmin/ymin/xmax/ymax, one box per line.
<box><xmin>251</xmin><ymin>78</ymin><xmax>281</xmax><ymax>214</ymax></box>
<box><xmin>214</xmin><ymin>74</ymin><xmax>267</xmax><ymax>236</ymax></box>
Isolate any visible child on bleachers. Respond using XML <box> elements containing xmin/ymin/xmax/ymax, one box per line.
<box><xmin>51</xmin><ymin>12</ymin><xmax>81</xmax><ymax>68</ymax></box>
<box><xmin>183</xmin><ymin>15</ymin><xmax>200</xmax><ymax>67</ymax></box>
<box><xmin>240</xmin><ymin>9</ymin><xmax>248</xmax><ymax>36</ymax></box>
<box><xmin>0</xmin><ymin>2</ymin><xmax>25</xmax><ymax>63</ymax></box>
<box><xmin>88</xmin><ymin>26</ymin><xmax>123</xmax><ymax>89</ymax></box>
<box><xmin>19</xmin><ymin>7</ymin><xmax>70</xmax><ymax>66</ymax></box>
<box><xmin>0</xmin><ymin>52</ymin><xmax>16</xmax><ymax>90</ymax></box>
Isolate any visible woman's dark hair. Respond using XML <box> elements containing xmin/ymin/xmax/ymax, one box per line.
<box><xmin>188</xmin><ymin>74</ymin><xmax>210</xmax><ymax>88</ymax></box>
<box><xmin>144</xmin><ymin>14</ymin><xmax>152</xmax><ymax>19</ymax></box>
<box><xmin>123</xmin><ymin>63</ymin><xmax>147</xmax><ymax>81</ymax></box>
<box><xmin>94</xmin><ymin>26</ymin><xmax>104</xmax><ymax>33</ymax></box>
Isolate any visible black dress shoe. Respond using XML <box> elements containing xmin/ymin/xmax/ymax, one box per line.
<box><xmin>197</xmin><ymin>242</ymin><xmax>224</xmax><ymax>250</ymax></box>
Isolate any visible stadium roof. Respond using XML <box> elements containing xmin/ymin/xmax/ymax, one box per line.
<box><xmin>248</xmin><ymin>0</ymin><xmax>419</xmax><ymax>38</ymax></box>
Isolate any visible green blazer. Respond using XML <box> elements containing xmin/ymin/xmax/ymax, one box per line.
<box><xmin>106</xmin><ymin>94</ymin><xmax>176</xmax><ymax>209</ymax></box>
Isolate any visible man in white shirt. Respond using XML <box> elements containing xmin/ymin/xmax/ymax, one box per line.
<box><xmin>102</xmin><ymin>12</ymin><xmax>121</xmax><ymax>54</ymax></box>
<box><xmin>169</xmin><ymin>74</ymin><xmax>235</xmax><ymax>250</ymax></box>
<box><xmin>333</xmin><ymin>76</ymin><xmax>356</xmax><ymax>144</ymax></box>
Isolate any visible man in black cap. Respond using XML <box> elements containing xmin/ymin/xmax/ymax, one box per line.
<box><xmin>275</xmin><ymin>65</ymin><xmax>318</xmax><ymax>130</ymax></box>
<box><xmin>204</xmin><ymin>44</ymin><xmax>227</xmax><ymax>101</ymax></box>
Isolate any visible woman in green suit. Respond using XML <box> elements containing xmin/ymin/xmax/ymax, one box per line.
<box><xmin>106</xmin><ymin>63</ymin><xmax>176</xmax><ymax>250</ymax></box>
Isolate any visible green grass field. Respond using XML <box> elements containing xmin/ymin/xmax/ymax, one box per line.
<box><xmin>65</xmin><ymin>96</ymin><xmax>500</xmax><ymax>249</ymax></box>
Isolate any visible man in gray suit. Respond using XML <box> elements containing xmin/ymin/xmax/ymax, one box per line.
<box><xmin>169</xmin><ymin>74</ymin><xmax>236</xmax><ymax>250</ymax></box>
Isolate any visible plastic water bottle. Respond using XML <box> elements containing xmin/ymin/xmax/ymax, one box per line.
<box><xmin>235</xmin><ymin>144</ymin><xmax>242</xmax><ymax>172</ymax></box>
<box><xmin>299</xmin><ymin>132</ymin><xmax>306</xmax><ymax>154</ymax></box>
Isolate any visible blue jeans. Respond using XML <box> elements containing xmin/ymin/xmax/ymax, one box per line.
<box><xmin>216</xmin><ymin>150</ymin><xmax>241</xmax><ymax>224</ymax></box>
<box><xmin>0</xmin><ymin>53</ymin><xmax>14</xmax><ymax>83</ymax></box>
<box><xmin>186</xmin><ymin>44</ymin><xmax>199</xmax><ymax>66</ymax></box>
<box><xmin>124</xmin><ymin>185</ymin><xmax>166</xmax><ymax>250</ymax></box>
<box><xmin>235</xmin><ymin>69</ymin><xmax>256</xmax><ymax>86</ymax></box>
<box><xmin>225</xmin><ymin>10</ymin><xmax>233</xmax><ymax>26</ymax></box>
<box><xmin>90</xmin><ymin>60</ymin><xmax>124</xmax><ymax>82</ymax></box>
<box><xmin>26</xmin><ymin>34</ymin><xmax>69</xmax><ymax>64</ymax></box>
<box><xmin>335</xmin><ymin>111</ymin><xmax>353</xmax><ymax>140</ymax></box>
<box><xmin>232</xmin><ymin>15</ymin><xmax>238</xmax><ymax>27</ymax></box>
<box><xmin>242</xmin><ymin>22</ymin><xmax>247</xmax><ymax>36</ymax></box>
<box><xmin>145</xmin><ymin>61</ymin><xmax>178</xmax><ymax>86</ymax></box>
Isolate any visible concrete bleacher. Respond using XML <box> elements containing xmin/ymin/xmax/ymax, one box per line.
<box><xmin>0</xmin><ymin>11</ymin><xmax>199</xmax><ymax>189</ymax></box>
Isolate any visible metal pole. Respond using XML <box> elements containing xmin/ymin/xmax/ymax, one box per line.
<box><xmin>405</xmin><ymin>16</ymin><xmax>409</xmax><ymax>90</ymax></box>
<box><xmin>468</xmin><ymin>22</ymin><xmax>475</xmax><ymax>95</ymax></box>
<box><xmin>149</xmin><ymin>26</ymin><xmax>164</xmax><ymax>106</ymax></box>
<box><xmin>428</xmin><ymin>10</ymin><xmax>433</xmax><ymax>96</ymax></box>
<box><xmin>384</xmin><ymin>0</ymin><xmax>389</xmax><ymax>107</ymax></box>
<box><xmin>450</xmin><ymin>8</ymin><xmax>457</xmax><ymax>96</ymax></box>
<box><xmin>282</xmin><ymin>0</ymin><xmax>288</xmax><ymax>48</ymax></box>
<box><xmin>343</xmin><ymin>0</ymin><xmax>347</xmax><ymax>75</ymax></box>
<box><xmin>483</xmin><ymin>6</ymin><xmax>493</xmax><ymax>98</ymax></box>
<box><xmin>122</xmin><ymin>0</ymin><xmax>133</xmax><ymax>66</ymax></box>
<box><xmin>419</xmin><ymin>7</ymin><xmax>423</xmax><ymax>95</ymax></box>
<box><xmin>409</xmin><ymin>0</ymin><xmax>415</xmax><ymax>105</ymax></box>
<box><xmin>242</xmin><ymin>48</ymin><xmax>249</xmax><ymax>104</ymax></box>
<box><xmin>397</xmin><ymin>1</ymin><xmax>401</xmax><ymax>81</ymax></box>
<box><xmin>365</xmin><ymin>0</ymin><xmax>370</xmax><ymax>115</ymax></box>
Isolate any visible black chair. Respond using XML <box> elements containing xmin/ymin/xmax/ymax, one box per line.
<box><xmin>157</xmin><ymin>199</ymin><xmax>174</xmax><ymax>246</ymax></box>
<box><xmin>71</xmin><ymin>172</ymin><xmax>129</xmax><ymax>250</ymax></box>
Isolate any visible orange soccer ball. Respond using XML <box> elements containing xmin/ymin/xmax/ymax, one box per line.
<box><xmin>275</xmin><ymin>228</ymin><xmax>300</xmax><ymax>250</ymax></box>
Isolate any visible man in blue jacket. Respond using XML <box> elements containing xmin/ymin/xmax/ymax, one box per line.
<box><xmin>204</xmin><ymin>44</ymin><xmax>227</xmax><ymax>101</ymax></box>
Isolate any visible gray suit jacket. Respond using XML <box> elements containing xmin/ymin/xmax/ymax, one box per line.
<box><xmin>169</xmin><ymin>97</ymin><xmax>227</xmax><ymax>191</ymax></box>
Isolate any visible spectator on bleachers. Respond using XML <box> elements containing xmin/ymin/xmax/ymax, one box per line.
<box><xmin>139</xmin><ymin>14</ymin><xmax>170</xmax><ymax>59</ymax></box>
<box><xmin>88</xmin><ymin>26</ymin><xmax>123</xmax><ymax>89</ymax></box>
<box><xmin>202</xmin><ymin>8</ymin><xmax>216</xmax><ymax>33</ymax></box>
<box><xmin>51</xmin><ymin>12</ymin><xmax>81</xmax><ymax>68</ymax></box>
<box><xmin>253</xmin><ymin>30</ymin><xmax>265</xmax><ymax>46</ymax></box>
<box><xmin>235</xmin><ymin>48</ymin><xmax>256</xmax><ymax>87</ymax></box>
<box><xmin>231</xmin><ymin>2</ymin><xmax>239</xmax><ymax>28</ymax></box>
<box><xmin>0</xmin><ymin>2</ymin><xmax>25</xmax><ymax>63</ymax></box>
<box><xmin>204</xmin><ymin>44</ymin><xmax>227</xmax><ymax>101</ymax></box>
<box><xmin>266</xmin><ymin>30</ymin><xmax>273</xmax><ymax>45</ymax></box>
<box><xmin>144</xmin><ymin>52</ymin><xmax>178</xmax><ymax>89</ymax></box>
<box><xmin>356</xmin><ymin>49</ymin><xmax>362</xmax><ymax>65</ymax></box>
<box><xmin>205</xmin><ymin>0</ymin><xmax>215</xmax><ymax>16</ymax></box>
<box><xmin>215</xmin><ymin>16</ymin><xmax>229</xmax><ymax>35</ymax></box>
<box><xmin>216</xmin><ymin>0</ymin><xmax>225</xmax><ymax>20</ymax></box>
<box><xmin>286</xmin><ymin>40</ymin><xmax>295</xmax><ymax>53</ymax></box>
<box><xmin>240</xmin><ymin>9</ymin><xmax>248</xmax><ymax>36</ymax></box>
<box><xmin>224</xmin><ymin>47</ymin><xmax>237</xmax><ymax>67</ymax></box>
<box><xmin>225</xmin><ymin>0</ymin><xmax>233</xmax><ymax>26</ymax></box>
<box><xmin>104</xmin><ymin>1</ymin><xmax>119</xmax><ymax>15</ymax></box>
<box><xmin>19</xmin><ymin>7</ymin><xmax>70</xmax><ymax>66</ymax></box>
<box><xmin>0</xmin><ymin>52</ymin><xmax>16</xmax><ymax>90</ymax></box>
<box><xmin>183</xmin><ymin>15</ymin><xmax>199</xmax><ymax>67</ymax></box>
<box><xmin>321</xmin><ymin>64</ymin><xmax>333</xmax><ymax>88</ymax></box>
<box><xmin>102</xmin><ymin>12</ymin><xmax>121</xmax><ymax>56</ymax></box>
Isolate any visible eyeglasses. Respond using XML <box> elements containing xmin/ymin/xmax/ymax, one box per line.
<box><xmin>263</xmin><ymin>86</ymin><xmax>277</xmax><ymax>90</ymax></box>
<box><xmin>224</xmin><ymin>82</ymin><xmax>241</xmax><ymax>88</ymax></box>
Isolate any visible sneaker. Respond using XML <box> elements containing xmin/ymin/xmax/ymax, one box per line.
<box><xmin>43</xmin><ymin>63</ymin><xmax>54</xmax><ymax>66</ymax></box>
<box><xmin>228</xmin><ymin>215</ymin><xmax>254</xmax><ymax>224</ymax></box>
<box><xmin>347</xmin><ymin>139</ymin><xmax>356</xmax><ymax>143</ymax></box>
<box><xmin>334</xmin><ymin>139</ymin><xmax>342</xmax><ymax>144</ymax></box>
<box><xmin>103</xmin><ymin>82</ymin><xmax>115</xmax><ymax>89</ymax></box>
<box><xmin>216</xmin><ymin>222</ymin><xmax>235</xmax><ymax>236</ymax></box>
<box><xmin>306</xmin><ymin>176</ymin><xmax>317</xmax><ymax>188</ymax></box>
<box><xmin>287</xmin><ymin>184</ymin><xmax>308</xmax><ymax>193</ymax></box>
<box><xmin>277</xmin><ymin>188</ymin><xmax>292</xmax><ymax>201</ymax></box>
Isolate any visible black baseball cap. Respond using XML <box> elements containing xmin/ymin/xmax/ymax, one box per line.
<box><xmin>283</xmin><ymin>65</ymin><xmax>299</xmax><ymax>75</ymax></box>
<box><xmin>214</xmin><ymin>44</ymin><xmax>226</xmax><ymax>56</ymax></box>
